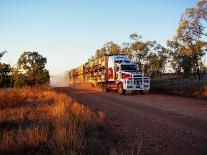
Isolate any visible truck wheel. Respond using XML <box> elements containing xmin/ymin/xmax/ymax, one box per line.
<box><xmin>141</xmin><ymin>90</ymin><xmax>150</xmax><ymax>94</ymax></box>
<box><xmin>90</xmin><ymin>83</ymin><xmax>95</xmax><ymax>88</ymax></box>
<box><xmin>118</xmin><ymin>83</ymin><xmax>126</xmax><ymax>95</ymax></box>
<box><xmin>102</xmin><ymin>84</ymin><xmax>109</xmax><ymax>92</ymax></box>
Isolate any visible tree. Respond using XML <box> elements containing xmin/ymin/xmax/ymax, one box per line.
<box><xmin>0</xmin><ymin>63</ymin><xmax>11</xmax><ymax>87</ymax></box>
<box><xmin>167</xmin><ymin>39</ymin><xmax>195</xmax><ymax>77</ymax></box>
<box><xmin>182</xmin><ymin>0</ymin><xmax>207</xmax><ymax>39</ymax></box>
<box><xmin>145</xmin><ymin>41</ymin><xmax>169</xmax><ymax>77</ymax></box>
<box><xmin>0</xmin><ymin>50</ymin><xmax>7</xmax><ymax>58</ymax></box>
<box><xmin>11</xmin><ymin>67</ymin><xmax>26</xmax><ymax>88</ymax></box>
<box><xmin>0</xmin><ymin>51</ymin><xmax>11</xmax><ymax>87</ymax></box>
<box><xmin>176</xmin><ymin>20</ymin><xmax>206</xmax><ymax>76</ymax></box>
<box><xmin>145</xmin><ymin>53</ymin><xmax>160</xmax><ymax>76</ymax></box>
<box><xmin>95</xmin><ymin>49</ymin><xmax>101</xmax><ymax>58</ymax></box>
<box><xmin>121</xmin><ymin>42</ymin><xmax>133</xmax><ymax>59</ymax></box>
<box><xmin>100</xmin><ymin>47</ymin><xmax>107</xmax><ymax>57</ymax></box>
<box><xmin>167</xmin><ymin>0</ymin><xmax>207</xmax><ymax>78</ymax></box>
<box><xmin>129</xmin><ymin>33</ymin><xmax>150</xmax><ymax>69</ymax></box>
<box><xmin>181</xmin><ymin>0</ymin><xmax>207</xmax><ymax>77</ymax></box>
<box><xmin>14</xmin><ymin>51</ymin><xmax>50</xmax><ymax>87</ymax></box>
<box><xmin>126</xmin><ymin>33</ymin><xmax>169</xmax><ymax>75</ymax></box>
<box><xmin>104</xmin><ymin>41</ymin><xmax>122</xmax><ymax>55</ymax></box>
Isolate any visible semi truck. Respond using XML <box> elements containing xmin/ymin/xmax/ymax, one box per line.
<box><xmin>68</xmin><ymin>55</ymin><xmax>150</xmax><ymax>95</ymax></box>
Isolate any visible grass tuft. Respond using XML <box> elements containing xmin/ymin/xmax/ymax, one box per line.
<box><xmin>0</xmin><ymin>87</ymin><xmax>104</xmax><ymax>154</ymax></box>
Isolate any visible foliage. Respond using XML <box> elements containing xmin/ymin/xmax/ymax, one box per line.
<box><xmin>126</xmin><ymin>34</ymin><xmax>169</xmax><ymax>76</ymax></box>
<box><xmin>151</xmin><ymin>76</ymin><xmax>207</xmax><ymax>98</ymax></box>
<box><xmin>104</xmin><ymin>41</ymin><xmax>122</xmax><ymax>55</ymax></box>
<box><xmin>11</xmin><ymin>68</ymin><xmax>26</xmax><ymax>88</ymax></box>
<box><xmin>167</xmin><ymin>0</ymin><xmax>207</xmax><ymax>78</ymax></box>
<box><xmin>167</xmin><ymin>40</ymin><xmax>190</xmax><ymax>76</ymax></box>
<box><xmin>129</xmin><ymin>33</ymin><xmax>149</xmax><ymax>66</ymax></box>
<box><xmin>92</xmin><ymin>33</ymin><xmax>169</xmax><ymax>76</ymax></box>
<box><xmin>14</xmin><ymin>51</ymin><xmax>50</xmax><ymax>87</ymax></box>
<box><xmin>0</xmin><ymin>63</ymin><xmax>11</xmax><ymax>87</ymax></box>
<box><xmin>0</xmin><ymin>50</ymin><xmax>7</xmax><ymax>59</ymax></box>
<box><xmin>181</xmin><ymin>0</ymin><xmax>207</xmax><ymax>40</ymax></box>
<box><xmin>121</xmin><ymin>42</ymin><xmax>133</xmax><ymax>59</ymax></box>
<box><xmin>0</xmin><ymin>51</ymin><xmax>11</xmax><ymax>87</ymax></box>
<box><xmin>145</xmin><ymin>41</ymin><xmax>169</xmax><ymax>76</ymax></box>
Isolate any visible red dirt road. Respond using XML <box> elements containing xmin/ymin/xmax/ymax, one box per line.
<box><xmin>56</xmin><ymin>87</ymin><xmax>207</xmax><ymax>155</ymax></box>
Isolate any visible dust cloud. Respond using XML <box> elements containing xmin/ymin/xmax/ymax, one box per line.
<box><xmin>70</xmin><ymin>82</ymin><xmax>102</xmax><ymax>92</ymax></box>
<box><xmin>50</xmin><ymin>75</ymin><xmax>102</xmax><ymax>92</ymax></box>
<box><xmin>50</xmin><ymin>75</ymin><xmax>69</xmax><ymax>87</ymax></box>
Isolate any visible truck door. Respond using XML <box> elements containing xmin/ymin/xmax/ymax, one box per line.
<box><xmin>115</xmin><ymin>66</ymin><xmax>119</xmax><ymax>79</ymax></box>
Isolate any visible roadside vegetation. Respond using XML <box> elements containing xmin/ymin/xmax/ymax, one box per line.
<box><xmin>151</xmin><ymin>76</ymin><xmax>207</xmax><ymax>98</ymax></box>
<box><xmin>0</xmin><ymin>46</ymin><xmax>109</xmax><ymax>154</ymax></box>
<box><xmin>0</xmin><ymin>87</ymin><xmax>104</xmax><ymax>154</ymax></box>
<box><xmin>0</xmin><ymin>51</ymin><xmax>50</xmax><ymax>88</ymax></box>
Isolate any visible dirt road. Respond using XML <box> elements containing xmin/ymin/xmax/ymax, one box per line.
<box><xmin>56</xmin><ymin>87</ymin><xmax>207</xmax><ymax>155</ymax></box>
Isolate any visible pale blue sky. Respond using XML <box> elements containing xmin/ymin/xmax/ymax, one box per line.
<box><xmin>0</xmin><ymin>0</ymin><xmax>198</xmax><ymax>75</ymax></box>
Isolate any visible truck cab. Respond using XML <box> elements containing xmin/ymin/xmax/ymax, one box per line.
<box><xmin>107</xmin><ymin>55</ymin><xmax>150</xmax><ymax>94</ymax></box>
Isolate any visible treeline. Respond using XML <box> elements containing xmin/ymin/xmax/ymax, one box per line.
<box><xmin>0</xmin><ymin>51</ymin><xmax>50</xmax><ymax>88</ymax></box>
<box><xmin>92</xmin><ymin>35</ymin><xmax>169</xmax><ymax>78</ymax></box>
<box><xmin>89</xmin><ymin>0</ymin><xmax>207</xmax><ymax>79</ymax></box>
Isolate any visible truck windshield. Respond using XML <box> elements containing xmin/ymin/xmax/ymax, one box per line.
<box><xmin>121</xmin><ymin>65</ymin><xmax>137</xmax><ymax>72</ymax></box>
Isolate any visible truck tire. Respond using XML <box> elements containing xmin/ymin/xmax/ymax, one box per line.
<box><xmin>90</xmin><ymin>83</ymin><xmax>95</xmax><ymax>88</ymax></box>
<box><xmin>141</xmin><ymin>90</ymin><xmax>150</xmax><ymax>94</ymax></box>
<box><xmin>118</xmin><ymin>83</ymin><xmax>126</xmax><ymax>95</ymax></box>
<box><xmin>102</xmin><ymin>84</ymin><xmax>109</xmax><ymax>92</ymax></box>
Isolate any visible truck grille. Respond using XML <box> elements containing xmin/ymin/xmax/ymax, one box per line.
<box><xmin>134</xmin><ymin>80</ymin><xmax>141</xmax><ymax>85</ymax></box>
<box><xmin>133</xmin><ymin>75</ymin><xmax>143</xmax><ymax>78</ymax></box>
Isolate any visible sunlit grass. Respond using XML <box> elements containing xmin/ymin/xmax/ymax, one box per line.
<box><xmin>193</xmin><ymin>84</ymin><xmax>207</xmax><ymax>98</ymax></box>
<box><xmin>151</xmin><ymin>77</ymin><xmax>207</xmax><ymax>98</ymax></box>
<box><xmin>0</xmin><ymin>87</ymin><xmax>104</xmax><ymax>154</ymax></box>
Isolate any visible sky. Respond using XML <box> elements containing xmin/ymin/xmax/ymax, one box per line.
<box><xmin>0</xmin><ymin>0</ymin><xmax>198</xmax><ymax>75</ymax></box>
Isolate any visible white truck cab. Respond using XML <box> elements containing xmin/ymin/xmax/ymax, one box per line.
<box><xmin>107</xmin><ymin>55</ymin><xmax>150</xmax><ymax>94</ymax></box>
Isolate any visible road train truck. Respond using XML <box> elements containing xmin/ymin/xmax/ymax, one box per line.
<box><xmin>68</xmin><ymin>55</ymin><xmax>150</xmax><ymax>95</ymax></box>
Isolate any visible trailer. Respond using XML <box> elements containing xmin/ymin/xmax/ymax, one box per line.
<box><xmin>68</xmin><ymin>55</ymin><xmax>150</xmax><ymax>95</ymax></box>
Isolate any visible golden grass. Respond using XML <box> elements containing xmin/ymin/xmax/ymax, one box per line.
<box><xmin>151</xmin><ymin>77</ymin><xmax>207</xmax><ymax>98</ymax></box>
<box><xmin>193</xmin><ymin>84</ymin><xmax>207</xmax><ymax>98</ymax></box>
<box><xmin>0</xmin><ymin>87</ymin><xmax>104</xmax><ymax>154</ymax></box>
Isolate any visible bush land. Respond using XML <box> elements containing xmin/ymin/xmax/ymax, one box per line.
<box><xmin>0</xmin><ymin>87</ymin><xmax>104</xmax><ymax>154</ymax></box>
<box><xmin>151</xmin><ymin>76</ymin><xmax>207</xmax><ymax>98</ymax></box>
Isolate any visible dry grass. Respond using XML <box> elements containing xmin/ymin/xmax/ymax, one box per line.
<box><xmin>193</xmin><ymin>84</ymin><xmax>207</xmax><ymax>98</ymax></box>
<box><xmin>151</xmin><ymin>77</ymin><xmax>207</xmax><ymax>99</ymax></box>
<box><xmin>0</xmin><ymin>87</ymin><xmax>104</xmax><ymax>154</ymax></box>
